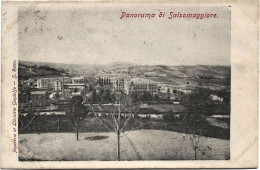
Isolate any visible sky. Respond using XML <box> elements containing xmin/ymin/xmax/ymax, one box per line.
<box><xmin>19</xmin><ymin>5</ymin><xmax>231</xmax><ymax>66</ymax></box>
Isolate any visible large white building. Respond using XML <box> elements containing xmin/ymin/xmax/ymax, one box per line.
<box><xmin>37</xmin><ymin>77</ymin><xmax>86</xmax><ymax>99</ymax></box>
<box><xmin>99</xmin><ymin>74</ymin><xmax>126</xmax><ymax>92</ymax></box>
<box><xmin>54</xmin><ymin>77</ymin><xmax>72</xmax><ymax>91</ymax></box>
<box><xmin>37</xmin><ymin>77</ymin><xmax>72</xmax><ymax>90</ymax></box>
<box><xmin>98</xmin><ymin>74</ymin><xmax>158</xmax><ymax>95</ymax></box>
<box><xmin>37</xmin><ymin>78</ymin><xmax>56</xmax><ymax>89</ymax></box>
<box><xmin>72</xmin><ymin>76</ymin><xmax>85</xmax><ymax>84</ymax></box>
<box><xmin>126</xmin><ymin>77</ymin><xmax>158</xmax><ymax>95</ymax></box>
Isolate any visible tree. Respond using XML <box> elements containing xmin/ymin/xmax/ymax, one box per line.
<box><xmin>55</xmin><ymin>88</ymin><xmax>60</xmax><ymax>99</ymax></box>
<box><xmin>167</xmin><ymin>88</ymin><xmax>171</xmax><ymax>101</ymax></box>
<box><xmin>104</xmin><ymin>89</ymin><xmax>112</xmax><ymax>102</ymax></box>
<box><xmin>182</xmin><ymin>88</ymin><xmax>211</xmax><ymax>115</ymax></box>
<box><xmin>92</xmin><ymin>88</ymin><xmax>97</xmax><ymax>103</ymax></box>
<box><xmin>154</xmin><ymin>94</ymin><xmax>159</xmax><ymax>102</ymax></box>
<box><xmin>19</xmin><ymin>101</ymin><xmax>38</xmax><ymax>133</ymax></box>
<box><xmin>98</xmin><ymin>88</ymin><xmax>105</xmax><ymax>102</ymax></box>
<box><xmin>18</xmin><ymin>89</ymin><xmax>42</xmax><ymax>133</ymax></box>
<box><xmin>181</xmin><ymin>88</ymin><xmax>209</xmax><ymax>160</ymax></box>
<box><xmin>73</xmin><ymin>87</ymin><xmax>79</xmax><ymax>93</ymax></box>
<box><xmin>66</xmin><ymin>96</ymin><xmax>87</xmax><ymax>141</ymax></box>
<box><xmin>87</xmin><ymin>91</ymin><xmax>143</xmax><ymax>161</ymax></box>
<box><xmin>142</xmin><ymin>91</ymin><xmax>152</xmax><ymax>102</ymax></box>
<box><xmin>182</xmin><ymin>113</ymin><xmax>207</xmax><ymax>160</ymax></box>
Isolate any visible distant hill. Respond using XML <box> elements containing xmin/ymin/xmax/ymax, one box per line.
<box><xmin>103</xmin><ymin>61</ymin><xmax>136</xmax><ymax>68</ymax></box>
<box><xmin>18</xmin><ymin>60</ymin><xmax>231</xmax><ymax>85</ymax></box>
<box><xmin>19</xmin><ymin>60</ymin><xmax>85</xmax><ymax>71</ymax></box>
<box><xmin>19</xmin><ymin>61</ymin><xmax>68</xmax><ymax>80</ymax></box>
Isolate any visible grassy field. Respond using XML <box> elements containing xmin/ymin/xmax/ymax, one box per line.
<box><xmin>19</xmin><ymin>130</ymin><xmax>230</xmax><ymax>161</ymax></box>
<box><xmin>19</xmin><ymin>115</ymin><xmax>230</xmax><ymax>140</ymax></box>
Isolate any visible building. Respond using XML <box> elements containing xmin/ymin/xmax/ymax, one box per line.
<box><xmin>54</xmin><ymin>77</ymin><xmax>72</xmax><ymax>92</ymax></box>
<box><xmin>64</xmin><ymin>84</ymin><xmax>86</xmax><ymax>91</ymax></box>
<box><xmin>54</xmin><ymin>79</ymin><xmax>63</xmax><ymax>92</ymax></box>
<box><xmin>27</xmin><ymin>78</ymin><xmax>37</xmax><ymax>87</ymax></box>
<box><xmin>63</xmin><ymin>89</ymin><xmax>72</xmax><ymax>99</ymax></box>
<box><xmin>37</xmin><ymin>78</ymin><xmax>56</xmax><ymax>89</ymax></box>
<box><xmin>99</xmin><ymin>74</ymin><xmax>126</xmax><ymax>92</ymax></box>
<box><xmin>72</xmin><ymin>76</ymin><xmax>85</xmax><ymax>84</ymax></box>
<box><xmin>127</xmin><ymin>77</ymin><xmax>158</xmax><ymax>95</ymax></box>
<box><xmin>50</xmin><ymin>89</ymin><xmax>72</xmax><ymax>99</ymax></box>
<box><xmin>30</xmin><ymin>91</ymin><xmax>50</xmax><ymax>106</ymax></box>
<box><xmin>63</xmin><ymin>77</ymin><xmax>72</xmax><ymax>84</ymax></box>
<box><xmin>37</xmin><ymin>77</ymin><xmax>72</xmax><ymax>90</ymax></box>
<box><xmin>177</xmin><ymin>73</ymin><xmax>189</xmax><ymax>78</ymax></box>
<box><xmin>159</xmin><ymin>85</ymin><xmax>170</xmax><ymax>94</ymax></box>
<box><xmin>54</xmin><ymin>77</ymin><xmax>84</xmax><ymax>98</ymax></box>
<box><xmin>176</xmin><ymin>89</ymin><xmax>192</xmax><ymax>94</ymax></box>
<box><xmin>37</xmin><ymin>77</ymin><xmax>81</xmax><ymax>99</ymax></box>
<box><xmin>144</xmin><ymin>72</ymin><xmax>157</xmax><ymax>77</ymax></box>
<box><xmin>98</xmin><ymin>76</ymin><xmax>111</xmax><ymax>86</ymax></box>
<box><xmin>210</xmin><ymin>94</ymin><xmax>224</xmax><ymax>102</ymax></box>
<box><xmin>98</xmin><ymin>74</ymin><xmax>159</xmax><ymax>95</ymax></box>
<box><xmin>112</xmin><ymin>78</ymin><xmax>125</xmax><ymax>92</ymax></box>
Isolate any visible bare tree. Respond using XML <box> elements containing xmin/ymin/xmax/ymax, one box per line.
<box><xmin>87</xmin><ymin>91</ymin><xmax>143</xmax><ymax>161</ymax></box>
<box><xmin>19</xmin><ymin>102</ymin><xmax>34</xmax><ymax>133</ymax></box>
<box><xmin>18</xmin><ymin>94</ymin><xmax>44</xmax><ymax>133</ymax></box>
<box><xmin>181</xmin><ymin>88</ymin><xmax>209</xmax><ymax>160</ymax></box>
<box><xmin>182</xmin><ymin>113</ymin><xmax>207</xmax><ymax>160</ymax></box>
<box><xmin>66</xmin><ymin>96</ymin><xmax>87</xmax><ymax>141</ymax></box>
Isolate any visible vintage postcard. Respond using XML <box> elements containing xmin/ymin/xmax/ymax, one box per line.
<box><xmin>1</xmin><ymin>0</ymin><xmax>258</xmax><ymax>169</ymax></box>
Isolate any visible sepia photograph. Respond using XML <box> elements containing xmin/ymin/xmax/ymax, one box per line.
<box><xmin>17</xmin><ymin>5</ymin><xmax>231</xmax><ymax>161</ymax></box>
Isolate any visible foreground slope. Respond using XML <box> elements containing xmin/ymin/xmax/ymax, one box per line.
<box><xmin>19</xmin><ymin>130</ymin><xmax>230</xmax><ymax>161</ymax></box>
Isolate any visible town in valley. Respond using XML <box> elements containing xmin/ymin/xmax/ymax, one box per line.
<box><xmin>18</xmin><ymin>60</ymin><xmax>230</xmax><ymax>161</ymax></box>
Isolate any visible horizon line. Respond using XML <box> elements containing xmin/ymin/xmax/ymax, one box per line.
<box><xmin>18</xmin><ymin>59</ymin><xmax>231</xmax><ymax>67</ymax></box>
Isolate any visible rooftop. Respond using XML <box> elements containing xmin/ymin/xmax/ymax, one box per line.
<box><xmin>72</xmin><ymin>76</ymin><xmax>85</xmax><ymax>80</ymax></box>
<box><xmin>38</xmin><ymin>77</ymin><xmax>56</xmax><ymax>80</ymax></box>
<box><xmin>65</xmin><ymin>83</ymin><xmax>85</xmax><ymax>86</ymax></box>
<box><xmin>31</xmin><ymin>91</ymin><xmax>47</xmax><ymax>95</ymax></box>
<box><xmin>130</xmin><ymin>77</ymin><xmax>157</xmax><ymax>84</ymax></box>
<box><xmin>37</xmin><ymin>77</ymin><xmax>71</xmax><ymax>81</ymax></box>
<box><xmin>100</xmin><ymin>73</ymin><xmax>127</xmax><ymax>79</ymax></box>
